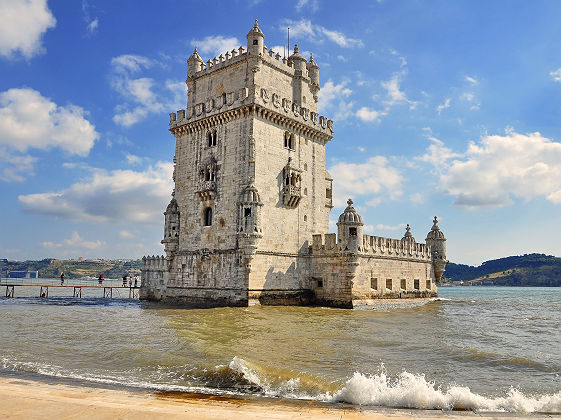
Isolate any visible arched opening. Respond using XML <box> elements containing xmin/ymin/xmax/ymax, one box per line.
<box><xmin>204</xmin><ymin>207</ymin><xmax>213</xmax><ymax>226</ymax></box>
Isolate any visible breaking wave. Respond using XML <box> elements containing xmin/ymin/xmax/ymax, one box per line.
<box><xmin>3</xmin><ymin>355</ymin><xmax>561</xmax><ymax>413</ymax></box>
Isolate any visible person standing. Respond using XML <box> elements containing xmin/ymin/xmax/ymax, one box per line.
<box><xmin>60</xmin><ymin>272</ymin><xmax>65</xmax><ymax>285</ymax></box>
<box><xmin>98</xmin><ymin>274</ymin><xmax>103</xmax><ymax>285</ymax></box>
<box><xmin>123</xmin><ymin>275</ymin><xmax>127</xmax><ymax>287</ymax></box>
<box><xmin>134</xmin><ymin>276</ymin><xmax>138</xmax><ymax>288</ymax></box>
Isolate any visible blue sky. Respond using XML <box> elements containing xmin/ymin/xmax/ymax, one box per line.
<box><xmin>2</xmin><ymin>0</ymin><xmax>561</xmax><ymax>265</ymax></box>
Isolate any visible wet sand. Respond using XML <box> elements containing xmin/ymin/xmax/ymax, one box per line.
<box><xmin>0</xmin><ymin>377</ymin><xmax>557</xmax><ymax>419</ymax></box>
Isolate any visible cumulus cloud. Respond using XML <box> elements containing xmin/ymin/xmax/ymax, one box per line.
<box><xmin>329</xmin><ymin>156</ymin><xmax>404</xmax><ymax>208</ymax></box>
<box><xmin>318</xmin><ymin>79</ymin><xmax>354</xmax><ymax>120</ymax></box>
<box><xmin>416</xmin><ymin>135</ymin><xmax>460</xmax><ymax>173</ymax></box>
<box><xmin>0</xmin><ymin>0</ymin><xmax>56</xmax><ymax>59</ymax></box>
<box><xmin>43</xmin><ymin>231</ymin><xmax>105</xmax><ymax>250</ymax></box>
<box><xmin>0</xmin><ymin>88</ymin><xmax>98</xmax><ymax>155</ymax></box>
<box><xmin>437</xmin><ymin>131</ymin><xmax>561</xmax><ymax>209</ymax></box>
<box><xmin>356</xmin><ymin>106</ymin><xmax>386</xmax><ymax>122</ymax></box>
<box><xmin>19</xmin><ymin>162</ymin><xmax>174</xmax><ymax>223</ymax></box>
<box><xmin>282</xmin><ymin>19</ymin><xmax>364</xmax><ymax>48</ymax></box>
<box><xmin>110</xmin><ymin>54</ymin><xmax>183</xmax><ymax>126</ymax></box>
<box><xmin>0</xmin><ymin>147</ymin><xmax>37</xmax><ymax>182</ymax></box>
<box><xmin>190</xmin><ymin>35</ymin><xmax>241</xmax><ymax>57</ymax></box>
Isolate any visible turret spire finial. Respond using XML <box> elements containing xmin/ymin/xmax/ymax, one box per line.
<box><xmin>254</xmin><ymin>19</ymin><xmax>259</xmax><ymax>27</ymax></box>
<box><xmin>294</xmin><ymin>44</ymin><xmax>299</xmax><ymax>54</ymax></box>
<box><xmin>347</xmin><ymin>198</ymin><xmax>353</xmax><ymax>206</ymax></box>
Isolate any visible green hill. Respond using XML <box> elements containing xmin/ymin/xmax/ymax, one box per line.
<box><xmin>0</xmin><ymin>258</ymin><xmax>141</xmax><ymax>279</ymax></box>
<box><xmin>443</xmin><ymin>254</ymin><xmax>561</xmax><ymax>286</ymax></box>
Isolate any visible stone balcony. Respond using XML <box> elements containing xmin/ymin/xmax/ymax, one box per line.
<box><xmin>283</xmin><ymin>185</ymin><xmax>301</xmax><ymax>207</ymax></box>
<box><xmin>197</xmin><ymin>180</ymin><xmax>216</xmax><ymax>201</ymax></box>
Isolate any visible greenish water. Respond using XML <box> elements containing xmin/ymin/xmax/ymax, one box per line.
<box><xmin>1</xmin><ymin>283</ymin><xmax>560</xmax><ymax>413</ymax></box>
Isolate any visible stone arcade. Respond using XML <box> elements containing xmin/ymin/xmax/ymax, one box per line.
<box><xmin>140</xmin><ymin>21</ymin><xmax>447</xmax><ymax>308</ymax></box>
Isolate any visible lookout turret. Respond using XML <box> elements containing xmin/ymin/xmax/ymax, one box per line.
<box><xmin>246</xmin><ymin>19</ymin><xmax>264</xmax><ymax>55</ymax></box>
<box><xmin>337</xmin><ymin>199</ymin><xmax>364</xmax><ymax>253</ymax></box>
<box><xmin>187</xmin><ymin>47</ymin><xmax>204</xmax><ymax>78</ymax></box>
<box><xmin>426</xmin><ymin>216</ymin><xmax>447</xmax><ymax>283</ymax></box>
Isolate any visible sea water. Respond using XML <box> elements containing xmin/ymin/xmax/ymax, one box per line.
<box><xmin>0</xmin><ymin>283</ymin><xmax>560</xmax><ymax>413</ymax></box>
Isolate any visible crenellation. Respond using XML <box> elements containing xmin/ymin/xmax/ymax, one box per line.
<box><xmin>142</xmin><ymin>21</ymin><xmax>447</xmax><ymax>308</ymax></box>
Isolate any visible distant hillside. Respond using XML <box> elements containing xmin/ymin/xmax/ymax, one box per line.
<box><xmin>443</xmin><ymin>253</ymin><xmax>561</xmax><ymax>286</ymax></box>
<box><xmin>0</xmin><ymin>258</ymin><xmax>141</xmax><ymax>279</ymax></box>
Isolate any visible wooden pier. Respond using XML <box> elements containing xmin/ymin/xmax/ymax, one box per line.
<box><xmin>3</xmin><ymin>284</ymin><xmax>140</xmax><ymax>299</ymax></box>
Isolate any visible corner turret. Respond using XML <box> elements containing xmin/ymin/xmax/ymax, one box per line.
<box><xmin>246</xmin><ymin>19</ymin><xmax>265</xmax><ymax>55</ymax></box>
<box><xmin>337</xmin><ymin>198</ymin><xmax>364</xmax><ymax>252</ymax></box>
<box><xmin>425</xmin><ymin>216</ymin><xmax>447</xmax><ymax>283</ymax></box>
<box><xmin>162</xmin><ymin>197</ymin><xmax>180</xmax><ymax>256</ymax></box>
<box><xmin>307</xmin><ymin>53</ymin><xmax>320</xmax><ymax>102</ymax></box>
<box><xmin>289</xmin><ymin>44</ymin><xmax>307</xmax><ymax>73</ymax></box>
<box><xmin>401</xmin><ymin>224</ymin><xmax>415</xmax><ymax>243</ymax></box>
<box><xmin>187</xmin><ymin>47</ymin><xmax>204</xmax><ymax>77</ymax></box>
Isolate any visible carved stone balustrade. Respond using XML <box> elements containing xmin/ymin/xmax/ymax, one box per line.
<box><xmin>197</xmin><ymin>180</ymin><xmax>217</xmax><ymax>201</ymax></box>
<box><xmin>283</xmin><ymin>185</ymin><xmax>301</xmax><ymax>207</ymax></box>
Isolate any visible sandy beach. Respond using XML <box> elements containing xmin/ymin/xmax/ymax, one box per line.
<box><xmin>0</xmin><ymin>376</ymin><xmax>557</xmax><ymax>420</ymax></box>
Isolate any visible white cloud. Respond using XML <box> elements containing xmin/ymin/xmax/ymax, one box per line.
<box><xmin>296</xmin><ymin>0</ymin><xmax>319</xmax><ymax>12</ymax></box>
<box><xmin>190</xmin><ymin>35</ymin><xmax>241</xmax><ymax>57</ymax></box>
<box><xmin>0</xmin><ymin>147</ymin><xmax>36</xmax><ymax>182</ymax></box>
<box><xmin>550</xmin><ymin>69</ymin><xmax>561</xmax><ymax>82</ymax></box>
<box><xmin>87</xmin><ymin>18</ymin><xmax>98</xmax><ymax>33</ymax></box>
<box><xmin>0</xmin><ymin>88</ymin><xmax>99</xmax><ymax>159</ymax></box>
<box><xmin>126</xmin><ymin>154</ymin><xmax>142</xmax><ymax>165</ymax></box>
<box><xmin>0</xmin><ymin>0</ymin><xmax>56</xmax><ymax>59</ymax></box>
<box><xmin>318</xmin><ymin>79</ymin><xmax>352</xmax><ymax>110</ymax></box>
<box><xmin>282</xmin><ymin>19</ymin><xmax>364</xmax><ymax>48</ymax></box>
<box><xmin>465</xmin><ymin>76</ymin><xmax>479</xmax><ymax>86</ymax></box>
<box><xmin>437</xmin><ymin>131</ymin><xmax>561</xmax><ymax>209</ymax></box>
<box><xmin>43</xmin><ymin>231</ymin><xmax>105</xmax><ymax>250</ymax></box>
<box><xmin>461</xmin><ymin>92</ymin><xmax>474</xmax><ymax>102</ymax></box>
<box><xmin>329</xmin><ymin>156</ymin><xmax>404</xmax><ymax>208</ymax></box>
<box><xmin>356</xmin><ymin>106</ymin><xmax>386</xmax><ymax>122</ymax></box>
<box><xmin>19</xmin><ymin>162</ymin><xmax>174</xmax><ymax>223</ymax></box>
<box><xmin>110</xmin><ymin>55</ymin><xmax>183</xmax><ymax>127</ymax></box>
<box><xmin>381</xmin><ymin>75</ymin><xmax>416</xmax><ymax>109</ymax></box>
<box><xmin>375</xmin><ymin>223</ymin><xmax>406</xmax><ymax>232</ymax></box>
<box><xmin>416</xmin><ymin>134</ymin><xmax>460</xmax><ymax>173</ymax></box>
<box><xmin>436</xmin><ymin>98</ymin><xmax>451</xmax><ymax>115</ymax></box>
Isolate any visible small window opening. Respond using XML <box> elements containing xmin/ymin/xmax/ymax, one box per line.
<box><xmin>304</xmin><ymin>188</ymin><xmax>308</xmax><ymax>195</ymax></box>
<box><xmin>222</xmin><ymin>93</ymin><xmax>226</xmax><ymax>104</ymax></box>
<box><xmin>414</xmin><ymin>279</ymin><xmax>420</xmax><ymax>290</ymax></box>
<box><xmin>349</xmin><ymin>227</ymin><xmax>357</xmax><ymax>236</ymax></box>
<box><xmin>207</xmin><ymin>130</ymin><xmax>217</xmax><ymax>147</ymax></box>
<box><xmin>426</xmin><ymin>280</ymin><xmax>431</xmax><ymax>290</ymax></box>
<box><xmin>244</xmin><ymin>208</ymin><xmax>252</xmax><ymax>217</ymax></box>
<box><xmin>284</xmin><ymin>131</ymin><xmax>294</xmax><ymax>149</ymax></box>
<box><xmin>326</xmin><ymin>188</ymin><xmax>332</xmax><ymax>199</ymax></box>
<box><xmin>386</xmin><ymin>279</ymin><xmax>392</xmax><ymax>290</ymax></box>
<box><xmin>371</xmin><ymin>278</ymin><xmax>378</xmax><ymax>290</ymax></box>
<box><xmin>204</xmin><ymin>207</ymin><xmax>213</xmax><ymax>226</ymax></box>
<box><xmin>303</xmin><ymin>215</ymin><xmax>307</xmax><ymax>222</ymax></box>
<box><xmin>304</xmin><ymin>163</ymin><xmax>308</xmax><ymax>171</ymax></box>
<box><xmin>317</xmin><ymin>279</ymin><xmax>323</xmax><ymax>288</ymax></box>
<box><xmin>253</xmin><ymin>39</ymin><xmax>258</xmax><ymax>45</ymax></box>
<box><xmin>401</xmin><ymin>279</ymin><xmax>406</xmax><ymax>290</ymax></box>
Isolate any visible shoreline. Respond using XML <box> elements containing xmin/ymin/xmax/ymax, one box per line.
<box><xmin>0</xmin><ymin>375</ymin><xmax>558</xmax><ymax>419</ymax></box>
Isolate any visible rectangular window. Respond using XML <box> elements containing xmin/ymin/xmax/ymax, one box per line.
<box><xmin>349</xmin><ymin>227</ymin><xmax>357</xmax><ymax>236</ymax></box>
<box><xmin>244</xmin><ymin>208</ymin><xmax>251</xmax><ymax>217</ymax></box>
<box><xmin>386</xmin><ymin>279</ymin><xmax>392</xmax><ymax>290</ymax></box>
<box><xmin>317</xmin><ymin>279</ymin><xmax>323</xmax><ymax>288</ymax></box>
<box><xmin>414</xmin><ymin>279</ymin><xmax>420</xmax><ymax>290</ymax></box>
<box><xmin>401</xmin><ymin>279</ymin><xmax>406</xmax><ymax>290</ymax></box>
<box><xmin>326</xmin><ymin>188</ymin><xmax>332</xmax><ymax>199</ymax></box>
<box><xmin>426</xmin><ymin>280</ymin><xmax>431</xmax><ymax>290</ymax></box>
<box><xmin>371</xmin><ymin>278</ymin><xmax>378</xmax><ymax>290</ymax></box>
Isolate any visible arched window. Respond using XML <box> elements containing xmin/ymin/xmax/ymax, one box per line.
<box><xmin>207</xmin><ymin>130</ymin><xmax>217</xmax><ymax>147</ymax></box>
<box><xmin>204</xmin><ymin>207</ymin><xmax>213</xmax><ymax>226</ymax></box>
<box><xmin>284</xmin><ymin>131</ymin><xmax>294</xmax><ymax>149</ymax></box>
<box><xmin>222</xmin><ymin>93</ymin><xmax>226</xmax><ymax>105</ymax></box>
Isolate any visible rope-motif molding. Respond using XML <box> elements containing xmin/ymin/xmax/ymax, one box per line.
<box><xmin>170</xmin><ymin>105</ymin><xmax>332</xmax><ymax>142</ymax></box>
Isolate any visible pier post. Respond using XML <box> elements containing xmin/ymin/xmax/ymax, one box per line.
<box><xmin>103</xmin><ymin>287</ymin><xmax>112</xmax><ymax>298</ymax></box>
<box><xmin>73</xmin><ymin>287</ymin><xmax>82</xmax><ymax>298</ymax></box>
<box><xmin>5</xmin><ymin>285</ymin><xmax>14</xmax><ymax>298</ymax></box>
<box><xmin>40</xmin><ymin>286</ymin><xmax>48</xmax><ymax>298</ymax></box>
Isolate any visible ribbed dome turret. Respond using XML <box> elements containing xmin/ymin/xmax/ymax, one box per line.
<box><xmin>338</xmin><ymin>199</ymin><xmax>363</xmax><ymax>225</ymax></box>
<box><xmin>246</xmin><ymin>19</ymin><xmax>264</xmax><ymax>37</ymax></box>
<box><xmin>402</xmin><ymin>224</ymin><xmax>415</xmax><ymax>242</ymax></box>
<box><xmin>426</xmin><ymin>216</ymin><xmax>445</xmax><ymax>240</ymax></box>
<box><xmin>241</xmin><ymin>183</ymin><xmax>262</xmax><ymax>204</ymax></box>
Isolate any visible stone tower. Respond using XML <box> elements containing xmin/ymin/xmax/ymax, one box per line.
<box><xmin>141</xmin><ymin>21</ymin><xmax>334</xmax><ymax>306</ymax></box>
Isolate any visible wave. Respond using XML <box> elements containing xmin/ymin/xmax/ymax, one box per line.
<box><xmin>3</xmin><ymin>355</ymin><xmax>561</xmax><ymax>413</ymax></box>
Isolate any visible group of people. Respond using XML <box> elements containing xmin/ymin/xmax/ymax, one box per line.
<box><xmin>59</xmin><ymin>272</ymin><xmax>139</xmax><ymax>286</ymax></box>
<box><xmin>122</xmin><ymin>275</ymin><xmax>138</xmax><ymax>288</ymax></box>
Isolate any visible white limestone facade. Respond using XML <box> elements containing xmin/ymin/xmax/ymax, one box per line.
<box><xmin>140</xmin><ymin>21</ymin><xmax>447</xmax><ymax>308</ymax></box>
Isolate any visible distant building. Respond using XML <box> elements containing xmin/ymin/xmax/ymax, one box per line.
<box><xmin>141</xmin><ymin>21</ymin><xmax>447</xmax><ymax>308</ymax></box>
<box><xmin>8</xmin><ymin>271</ymin><xmax>39</xmax><ymax>279</ymax></box>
